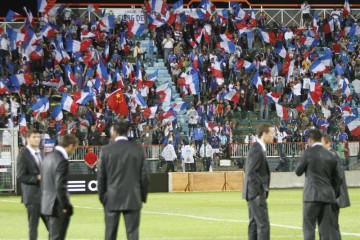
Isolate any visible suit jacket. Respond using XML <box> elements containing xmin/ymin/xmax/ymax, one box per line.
<box><xmin>330</xmin><ymin>149</ymin><xmax>351</xmax><ymax>208</ymax></box>
<box><xmin>41</xmin><ymin>150</ymin><xmax>71</xmax><ymax>216</ymax></box>
<box><xmin>242</xmin><ymin>142</ymin><xmax>270</xmax><ymax>201</ymax></box>
<box><xmin>296</xmin><ymin>145</ymin><xmax>342</xmax><ymax>203</ymax></box>
<box><xmin>17</xmin><ymin>148</ymin><xmax>41</xmax><ymax>205</ymax></box>
<box><xmin>97</xmin><ymin>139</ymin><xmax>149</xmax><ymax>211</ymax></box>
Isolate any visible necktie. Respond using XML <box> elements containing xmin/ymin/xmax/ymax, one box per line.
<box><xmin>35</xmin><ymin>152</ymin><xmax>42</xmax><ymax>168</ymax></box>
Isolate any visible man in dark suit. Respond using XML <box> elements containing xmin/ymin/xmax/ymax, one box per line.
<box><xmin>98</xmin><ymin>122</ymin><xmax>149</xmax><ymax>240</ymax></box>
<box><xmin>322</xmin><ymin>134</ymin><xmax>351</xmax><ymax>239</ymax></box>
<box><xmin>242</xmin><ymin>123</ymin><xmax>274</xmax><ymax>240</ymax></box>
<box><xmin>41</xmin><ymin>135</ymin><xmax>79</xmax><ymax>240</ymax></box>
<box><xmin>296</xmin><ymin>130</ymin><xmax>342</xmax><ymax>240</ymax></box>
<box><xmin>17</xmin><ymin>130</ymin><xmax>48</xmax><ymax>240</ymax></box>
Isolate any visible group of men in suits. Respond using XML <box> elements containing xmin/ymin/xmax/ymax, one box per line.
<box><xmin>17</xmin><ymin>121</ymin><xmax>149</xmax><ymax>240</ymax></box>
<box><xmin>17</xmin><ymin>131</ymin><xmax>78</xmax><ymax>240</ymax></box>
<box><xmin>243</xmin><ymin>123</ymin><xmax>350</xmax><ymax>240</ymax></box>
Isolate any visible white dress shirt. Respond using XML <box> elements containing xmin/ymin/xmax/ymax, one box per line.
<box><xmin>26</xmin><ymin>145</ymin><xmax>42</xmax><ymax>166</ymax></box>
<box><xmin>257</xmin><ymin>139</ymin><xmax>266</xmax><ymax>152</ymax></box>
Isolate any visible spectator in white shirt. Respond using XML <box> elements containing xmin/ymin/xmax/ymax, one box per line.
<box><xmin>162</xmin><ymin>34</ymin><xmax>174</xmax><ymax>67</ymax></box>
<box><xmin>0</xmin><ymin>34</ymin><xmax>10</xmax><ymax>58</ymax></box>
<box><xmin>291</xmin><ymin>80</ymin><xmax>302</xmax><ymax>106</ymax></box>
<box><xmin>284</xmin><ymin>28</ymin><xmax>294</xmax><ymax>41</ymax></box>
<box><xmin>186</xmin><ymin>105</ymin><xmax>199</xmax><ymax>136</ymax></box>
<box><xmin>301</xmin><ymin>0</ymin><xmax>311</xmax><ymax>27</ymax></box>
<box><xmin>161</xmin><ymin>141</ymin><xmax>177</xmax><ymax>172</ymax></box>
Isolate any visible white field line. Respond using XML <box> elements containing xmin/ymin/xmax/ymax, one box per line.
<box><xmin>1</xmin><ymin>200</ymin><xmax>359</xmax><ymax>237</ymax></box>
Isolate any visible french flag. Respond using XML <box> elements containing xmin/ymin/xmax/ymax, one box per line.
<box><xmin>244</xmin><ymin>61</ymin><xmax>256</xmax><ymax>72</ymax></box>
<box><xmin>199</xmin><ymin>0</ymin><xmax>213</xmax><ymax>18</ymax></box>
<box><xmin>64</xmin><ymin>65</ymin><xmax>77</xmax><ymax>86</ymax></box>
<box><xmin>56</xmin><ymin>124</ymin><xmax>67</xmax><ymax>136</ymax></box>
<box><xmin>173</xmin><ymin>102</ymin><xmax>190</xmax><ymax>112</ymax></box>
<box><xmin>296</xmin><ymin>99</ymin><xmax>311</xmax><ymax>113</ymax></box>
<box><xmin>313</xmin><ymin>12</ymin><xmax>319</xmax><ymax>34</ymax></box>
<box><xmin>271</xmin><ymin>63</ymin><xmax>282</xmax><ymax>77</ymax></box>
<box><xmin>342</xmin><ymin>81</ymin><xmax>351</xmax><ymax>101</ymax></box>
<box><xmin>156</xmin><ymin>83</ymin><xmax>172</xmax><ymax>103</ymax></box>
<box><xmin>9</xmin><ymin>73</ymin><xmax>33</xmax><ymax>88</ymax></box>
<box><xmin>88</xmin><ymin>78</ymin><xmax>102</xmax><ymax>92</ymax></box>
<box><xmin>46</xmin><ymin>5</ymin><xmax>66</xmax><ymax>16</ymax></box>
<box><xmin>266</xmin><ymin>92</ymin><xmax>282</xmax><ymax>103</ymax></box>
<box><xmin>134</xmin><ymin>93</ymin><xmax>147</xmax><ymax>107</ymax></box>
<box><xmin>194</xmin><ymin>28</ymin><xmax>204</xmax><ymax>43</ymax></box>
<box><xmin>104</xmin><ymin>43</ymin><xmax>109</xmax><ymax>59</ymax></box>
<box><xmin>146</xmin><ymin>14</ymin><xmax>165</xmax><ymax>30</ymax></box>
<box><xmin>41</xmin><ymin>23</ymin><xmax>56</xmax><ymax>38</ymax></box>
<box><xmin>5</xmin><ymin>10</ymin><xmax>21</xmax><ymax>22</ymax></box>
<box><xmin>249</xmin><ymin>8</ymin><xmax>257</xmax><ymax>27</ymax></box>
<box><xmin>211</xmin><ymin>61</ymin><xmax>224</xmax><ymax>83</ymax></box>
<box><xmin>19</xmin><ymin>113</ymin><xmax>27</xmax><ymax>134</ymax></box>
<box><xmin>309</xmin><ymin>60</ymin><xmax>328</xmax><ymax>74</ymax></box>
<box><xmin>259</xmin><ymin>30</ymin><xmax>276</xmax><ymax>45</ymax></box>
<box><xmin>346</xmin><ymin>24</ymin><xmax>360</xmax><ymax>37</ymax></box>
<box><xmin>299</xmin><ymin>36</ymin><xmax>319</xmax><ymax>48</ymax></box>
<box><xmin>218</xmin><ymin>41</ymin><xmax>236</xmax><ymax>54</ymax></box>
<box><xmin>0</xmin><ymin>79</ymin><xmax>10</xmax><ymax>94</ymax></box>
<box><xmin>127</xmin><ymin>21</ymin><xmax>146</xmax><ymax>37</ymax></box>
<box><xmin>120</xmin><ymin>33</ymin><xmax>129</xmax><ymax>53</ymax></box>
<box><xmin>50</xmin><ymin>105</ymin><xmax>63</xmax><ymax>122</ymax></box>
<box><xmin>81</xmin><ymin>30</ymin><xmax>96</xmax><ymax>40</ymax></box>
<box><xmin>37</xmin><ymin>0</ymin><xmax>47</xmax><ymax>13</ymax></box>
<box><xmin>347</xmin><ymin>119</ymin><xmax>360</xmax><ymax>137</ymax></box>
<box><xmin>143</xmin><ymin>105</ymin><xmax>158</xmax><ymax>119</ymax></box>
<box><xmin>319</xmin><ymin>49</ymin><xmax>332</xmax><ymax>67</ymax></box>
<box><xmin>23</xmin><ymin>7</ymin><xmax>34</xmax><ymax>25</ymax></box>
<box><xmin>32</xmin><ymin>97</ymin><xmax>49</xmax><ymax>117</ymax></box>
<box><xmin>224</xmin><ymin>90</ymin><xmax>241</xmax><ymax>103</ymax></box>
<box><xmin>188</xmin><ymin>39</ymin><xmax>197</xmax><ymax>49</ymax></box>
<box><xmin>204</xmin><ymin>24</ymin><xmax>212</xmax><ymax>43</ymax></box>
<box><xmin>29</xmin><ymin>45</ymin><xmax>44</xmax><ymax>60</ymax></box>
<box><xmin>216</xmin><ymin>9</ymin><xmax>228</xmax><ymax>23</ymax></box>
<box><xmin>309</xmin><ymin>79</ymin><xmax>322</xmax><ymax>103</ymax></box>
<box><xmin>61</xmin><ymin>93</ymin><xmax>79</xmax><ymax>114</ymax></box>
<box><xmin>98</xmin><ymin>15</ymin><xmax>115</xmax><ymax>31</ymax></box>
<box><xmin>343</xmin><ymin>0</ymin><xmax>351</xmax><ymax>17</ymax></box>
<box><xmin>220</xmin><ymin>32</ymin><xmax>234</xmax><ymax>42</ymax></box>
<box><xmin>276</xmin><ymin>104</ymin><xmax>288</xmax><ymax>121</ymax></box>
<box><xmin>87</xmin><ymin>4</ymin><xmax>101</xmax><ymax>13</ymax></box>
<box><xmin>145</xmin><ymin>0</ymin><xmax>167</xmax><ymax>15</ymax></box>
<box><xmin>178</xmin><ymin>72</ymin><xmax>198</xmax><ymax>86</ymax></box>
<box><xmin>9</xmin><ymin>30</ymin><xmax>25</xmax><ymax>51</ymax></box>
<box><xmin>44</xmin><ymin>139</ymin><xmax>56</xmax><ymax>154</ymax></box>
<box><xmin>66</xmin><ymin>39</ymin><xmax>91</xmax><ymax>53</ymax></box>
<box><xmin>342</xmin><ymin>104</ymin><xmax>355</xmax><ymax>117</ymax></box>
<box><xmin>234</xmin><ymin>5</ymin><xmax>250</xmax><ymax>20</ymax></box>
<box><xmin>136</xmin><ymin>61</ymin><xmax>143</xmax><ymax>88</ymax></box>
<box><xmin>275</xmin><ymin>41</ymin><xmax>290</xmax><ymax>61</ymax></box>
<box><xmin>73</xmin><ymin>91</ymin><xmax>95</xmax><ymax>106</ymax></box>
<box><xmin>172</xmin><ymin>0</ymin><xmax>183</xmax><ymax>14</ymax></box>
<box><xmin>251</xmin><ymin>72</ymin><xmax>264</xmax><ymax>94</ymax></box>
<box><xmin>144</xmin><ymin>69</ymin><xmax>158</xmax><ymax>88</ymax></box>
<box><xmin>188</xmin><ymin>74</ymin><xmax>200</xmax><ymax>95</ymax></box>
<box><xmin>322</xmin><ymin>19</ymin><xmax>335</xmax><ymax>34</ymax></box>
<box><xmin>189</xmin><ymin>9</ymin><xmax>206</xmax><ymax>20</ymax></box>
<box><xmin>113</xmin><ymin>67</ymin><xmax>125</xmax><ymax>89</ymax></box>
<box><xmin>162</xmin><ymin>11</ymin><xmax>176</xmax><ymax>25</ymax></box>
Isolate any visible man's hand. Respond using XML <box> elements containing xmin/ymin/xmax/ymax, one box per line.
<box><xmin>37</xmin><ymin>174</ymin><xmax>41</xmax><ymax>180</ymax></box>
<box><xmin>63</xmin><ymin>209</ymin><xmax>67</xmax><ymax>213</ymax></box>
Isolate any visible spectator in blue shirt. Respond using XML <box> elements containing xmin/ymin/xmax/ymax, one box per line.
<box><xmin>337</xmin><ymin>128</ymin><xmax>348</xmax><ymax>142</ymax></box>
<box><xmin>192</xmin><ymin>123</ymin><xmax>205</xmax><ymax>154</ymax></box>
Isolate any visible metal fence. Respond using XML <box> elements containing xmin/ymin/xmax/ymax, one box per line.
<box><xmin>0</xmin><ymin>128</ymin><xmax>19</xmax><ymax>192</ymax></box>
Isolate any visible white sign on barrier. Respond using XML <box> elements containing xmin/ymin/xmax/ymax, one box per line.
<box><xmin>107</xmin><ymin>8</ymin><xmax>145</xmax><ymax>24</ymax></box>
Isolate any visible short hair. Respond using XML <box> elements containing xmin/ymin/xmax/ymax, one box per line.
<box><xmin>60</xmin><ymin>135</ymin><xmax>79</xmax><ymax>148</ymax></box>
<box><xmin>308</xmin><ymin>130</ymin><xmax>322</xmax><ymax>142</ymax></box>
<box><xmin>322</xmin><ymin>134</ymin><xmax>332</xmax><ymax>144</ymax></box>
<box><xmin>256</xmin><ymin>123</ymin><xmax>273</xmax><ymax>138</ymax></box>
<box><xmin>25</xmin><ymin>130</ymin><xmax>40</xmax><ymax>138</ymax></box>
<box><xmin>112</xmin><ymin>122</ymin><xmax>129</xmax><ymax>136</ymax></box>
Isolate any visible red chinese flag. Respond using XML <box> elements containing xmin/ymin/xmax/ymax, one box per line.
<box><xmin>106</xmin><ymin>89</ymin><xmax>128</xmax><ymax>117</ymax></box>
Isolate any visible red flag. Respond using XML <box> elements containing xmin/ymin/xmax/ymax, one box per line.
<box><xmin>106</xmin><ymin>89</ymin><xmax>128</xmax><ymax>117</ymax></box>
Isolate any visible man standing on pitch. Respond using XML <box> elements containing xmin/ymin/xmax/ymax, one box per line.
<box><xmin>321</xmin><ymin>134</ymin><xmax>350</xmax><ymax>239</ymax></box>
<box><xmin>98</xmin><ymin>122</ymin><xmax>149</xmax><ymax>240</ymax></box>
<box><xmin>41</xmin><ymin>135</ymin><xmax>79</xmax><ymax>240</ymax></box>
<box><xmin>296</xmin><ymin>130</ymin><xmax>342</xmax><ymax>240</ymax></box>
<box><xmin>242</xmin><ymin>123</ymin><xmax>274</xmax><ymax>240</ymax></box>
<box><xmin>17</xmin><ymin>130</ymin><xmax>48</xmax><ymax>240</ymax></box>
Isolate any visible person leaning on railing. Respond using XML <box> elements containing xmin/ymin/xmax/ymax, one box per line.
<box><xmin>84</xmin><ymin>148</ymin><xmax>98</xmax><ymax>175</ymax></box>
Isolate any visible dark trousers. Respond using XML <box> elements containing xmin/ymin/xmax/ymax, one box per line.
<box><xmin>303</xmin><ymin>202</ymin><xmax>332</xmax><ymax>240</ymax></box>
<box><xmin>195</xmin><ymin>140</ymin><xmax>202</xmax><ymax>153</ymax></box>
<box><xmin>185</xmin><ymin>163</ymin><xmax>195</xmax><ymax>172</ymax></box>
<box><xmin>165</xmin><ymin>161</ymin><xmax>174</xmax><ymax>172</ymax></box>
<box><xmin>330</xmin><ymin>204</ymin><xmax>342</xmax><ymax>240</ymax></box>
<box><xmin>48</xmin><ymin>204</ymin><xmax>71</xmax><ymax>240</ymax></box>
<box><xmin>105</xmin><ymin>209</ymin><xmax>140</xmax><ymax>240</ymax></box>
<box><xmin>247</xmin><ymin>193</ymin><xmax>270</xmax><ymax>240</ymax></box>
<box><xmin>26</xmin><ymin>204</ymin><xmax>48</xmax><ymax>240</ymax></box>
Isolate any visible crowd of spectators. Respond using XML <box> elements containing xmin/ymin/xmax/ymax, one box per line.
<box><xmin>0</xmin><ymin>1</ymin><xmax>359</xmax><ymax>169</ymax></box>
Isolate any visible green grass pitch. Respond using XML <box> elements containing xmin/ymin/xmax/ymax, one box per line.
<box><xmin>0</xmin><ymin>189</ymin><xmax>359</xmax><ymax>239</ymax></box>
